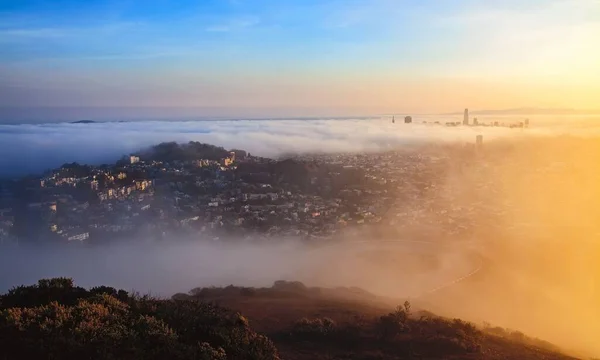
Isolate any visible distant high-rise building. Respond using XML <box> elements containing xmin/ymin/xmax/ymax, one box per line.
<box><xmin>130</xmin><ymin>155</ymin><xmax>140</xmax><ymax>164</ymax></box>
<box><xmin>229</xmin><ymin>151</ymin><xmax>236</xmax><ymax>163</ymax></box>
<box><xmin>463</xmin><ymin>109</ymin><xmax>469</xmax><ymax>125</ymax></box>
<box><xmin>524</xmin><ymin>118</ymin><xmax>530</xmax><ymax>128</ymax></box>
<box><xmin>404</xmin><ymin>116</ymin><xmax>412</xmax><ymax>124</ymax></box>
<box><xmin>476</xmin><ymin>135</ymin><xmax>483</xmax><ymax>148</ymax></box>
<box><xmin>392</xmin><ymin>116</ymin><xmax>395</xmax><ymax>124</ymax></box>
<box><xmin>473</xmin><ymin>117</ymin><xmax>479</xmax><ymax>126</ymax></box>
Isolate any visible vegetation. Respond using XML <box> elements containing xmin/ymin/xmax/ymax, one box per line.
<box><xmin>277</xmin><ymin>299</ymin><xmax>483</xmax><ymax>358</ymax></box>
<box><xmin>182</xmin><ymin>282</ymin><xmax>577</xmax><ymax>360</ymax></box>
<box><xmin>0</xmin><ymin>278</ymin><xmax>279</xmax><ymax>360</ymax></box>
<box><xmin>0</xmin><ymin>279</ymin><xmax>576</xmax><ymax>360</ymax></box>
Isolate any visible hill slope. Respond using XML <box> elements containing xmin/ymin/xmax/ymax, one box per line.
<box><xmin>0</xmin><ymin>278</ymin><xmax>576</xmax><ymax>360</ymax></box>
<box><xmin>178</xmin><ymin>281</ymin><xmax>575</xmax><ymax>360</ymax></box>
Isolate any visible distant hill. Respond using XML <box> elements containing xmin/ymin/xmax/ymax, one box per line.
<box><xmin>137</xmin><ymin>141</ymin><xmax>230</xmax><ymax>162</ymax></box>
<box><xmin>70</xmin><ymin>120</ymin><xmax>97</xmax><ymax>124</ymax></box>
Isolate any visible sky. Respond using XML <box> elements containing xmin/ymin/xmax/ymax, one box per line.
<box><xmin>1</xmin><ymin>0</ymin><xmax>599</xmax><ymax>117</ymax></box>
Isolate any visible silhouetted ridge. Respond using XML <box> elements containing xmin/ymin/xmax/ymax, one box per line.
<box><xmin>70</xmin><ymin>120</ymin><xmax>96</xmax><ymax>124</ymax></box>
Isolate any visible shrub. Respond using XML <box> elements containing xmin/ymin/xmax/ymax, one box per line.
<box><xmin>292</xmin><ymin>317</ymin><xmax>337</xmax><ymax>338</ymax></box>
<box><xmin>0</xmin><ymin>278</ymin><xmax>280</xmax><ymax>360</ymax></box>
<box><xmin>0</xmin><ymin>300</ymin><xmax>181</xmax><ymax>360</ymax></box>
<box><xmin>0</xmin><ymin>278</ymin><xmax>89</xmax><ymax>309</ymax></box>
<box><xmin>272</xmin><ymin>280</ymin><xmax>307</xmax><ymax>293</ymax></box>
<box><xmin>240</xmin><ymin>287</ymin><xmax>257</xmax><ymax>296</ymax></box>
<box><xmin>376</xmin><ymin>301</ymin><xmax>411</xmax><ymax>339</ymax></box>
<box><xmin>414</xmin><ymin>317</ymin><xmax>481</xmax><ymax>354</ymax></box>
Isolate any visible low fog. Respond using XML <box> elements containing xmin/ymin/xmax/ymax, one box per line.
<box><xmin>0</xmin><ymin>238</ymin><xmax>477</xmax><ymax>298</ymax></box>
<box><xmin>1</xmin><ymin>117</ymin><xmax>600</xmax><ymax>357</ymax></box>
<box><xmin>1</xmin><ymin>114</ymin><xmax>599</xmax><ymax>176</ymax></box>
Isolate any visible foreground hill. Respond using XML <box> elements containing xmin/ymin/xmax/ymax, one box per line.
<box><xmin>176</xmin><ymin>281</ymin><xmax>577</xmax><ymax>360</ymax></box>
<box><xmin>0</xmin><ymin>278</ymin><xmax>278</xmax><ymax>360</ymax></box>
<box><xmin>0</xmin><ymin>279</ymin><xmax>576</xmax><ymax>360</ymax></box>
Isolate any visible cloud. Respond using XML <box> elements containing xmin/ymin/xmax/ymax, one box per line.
<box><xmin>0</xmin><ymin>21</ymin><xmax>143</xmax><ymax>43</ymax></box>
<box><xmin>205</xmin><ymin>15</ymin><xmax>260</xmax><ymax>32</ymax></box>
<box><xmin>0</xmin><ymin>27</ymin><xmax>67</xmax><ymax>41</ymax></box>
<box><xmin>1</xmin><ymin>115</ymin><xmax>598</xmax><ymax>177</ymax></box>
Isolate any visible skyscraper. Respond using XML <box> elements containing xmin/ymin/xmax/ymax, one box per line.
<box><xmin>473</xmin><ymin>117</ymin><xmax>479</xmax><ymax>126</ymax></box>
<box><xmin>463</xmin><ymin>109</ymin><xmax>469</xmax><ymax>126</ymax></box>
<box><xmin>476</xmin><ymin>135</ymin><xmax>483</xmax><ymax>148</ymax></box>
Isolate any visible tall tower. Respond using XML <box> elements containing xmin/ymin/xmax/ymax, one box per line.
<box><xmin>463</xmin><ymin>109</ymin><xmax>469</xmax><ymax>126</ymax></box>
<box><xmin>476</xmin><ymin>135</ymin><xmax>483</xmax><ymax>146</ymax></box>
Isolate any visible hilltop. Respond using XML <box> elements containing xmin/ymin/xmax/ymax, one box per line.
<box><xmin>70</xmin><ymin>120</ymin><xmax>97</xmax><ymax>124</ymax></box>
<box><xmin>0</xmin><ymin>278</ymin><xmax>577</xmax><ymax>360</ymax></box>
<box><xmin>178</xmin><ymin>281</ymin><xmax>575</xmax><ymax>360</ymax></box>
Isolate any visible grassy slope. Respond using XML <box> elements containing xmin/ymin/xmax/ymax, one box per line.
<box><xmin>178</xmin><ymin>282</ymin><xmax>578</xmax><ymax>360</ymax></box>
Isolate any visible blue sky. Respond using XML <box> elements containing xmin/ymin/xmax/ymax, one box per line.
<box><xmin>1</xmin><ymin>0</ymin><xmax>599</xmax><ymax>115</ymax></box>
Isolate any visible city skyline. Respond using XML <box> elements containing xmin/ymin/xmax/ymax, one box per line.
<box><xmin>1</xmin><ymin>0</ymin><xmax>599</xmax><ymax>115</ymax></box>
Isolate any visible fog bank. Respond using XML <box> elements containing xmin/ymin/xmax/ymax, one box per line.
<box><xmin>0</xmin><ymin>239</ymin><xmax>476</xmax><ymax>298</ymax></box>
<box><xmin>2</xmin><ymin>115</ymin><xmax>599</xmax><ymax>176</ymax></box>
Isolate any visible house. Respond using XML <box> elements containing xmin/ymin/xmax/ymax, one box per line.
<box><xmin>67</xmin><ymin>232</ymin><xmax>89</xmax><ymax>242</ymax></box>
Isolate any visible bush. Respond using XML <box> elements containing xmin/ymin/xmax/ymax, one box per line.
<box><xmin>292</xmin><ymin>317</ymin><xmax>337</xmax><ymax>338</ymax></box>
<box><xmin>0</xmin><ymin>299</ymin><xmax>181</xmax><ymax>360</ymax></box>
<box><xmin>272</xmin><ymin>280</ymin><xmax>307</xmax><ymax>293</ymax></box>
<box><xmin>0</xmin><ymin>278</ymin><xmax>280</xmax><ymax>360</ymax></box>
<box><xmin>240</xmin><ymin>287</ymin><xmax>256</xmax><ymax>297</ymax></box>
<box><xmin>0</xmin><ymin>278</ymin><xmax>89</xmax><ymax>309</ymax></box>
<box><xmin>415</xmin><ymin>317</ymin><xmax>481</xmax><ymax>354</ymax></box>
<box><xmin>377</xmin><ymin>301</ymin><xmax>411</xmax><ymax>339</ymax></box>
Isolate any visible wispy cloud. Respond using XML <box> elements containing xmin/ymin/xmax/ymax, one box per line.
<box><xmin>205</xmin><ymin>25</ymin><xmax>231</xmax><ymax>32</ymax></box>
<box><xmin>19</xmin><ymin>50</ymin><xmax>200</xmax><ymax>63</ymax></box>
<box><xmin>0</xmin><ymin>21</ymin><xmax>143</xmax><ymax>42</ymax></box>
<box><xmin>0</xmin><ymin>27</ymin><xmax>67</xmax><ymax>39</ymax></box>
<box><xmin>205</xmin><ymin>15</ymin><xmax>260</xmax><ymax>32</ymax></box>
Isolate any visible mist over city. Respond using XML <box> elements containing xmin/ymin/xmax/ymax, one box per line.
<box><xmin>2</xmin><ymin>114</ymin><xmax>599</xmax><ymax>176</ymax></box>
<box><xmin>1</xmin><ymin>0</ymin><xmax>600</xmax><ymax>359</ymax></box>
